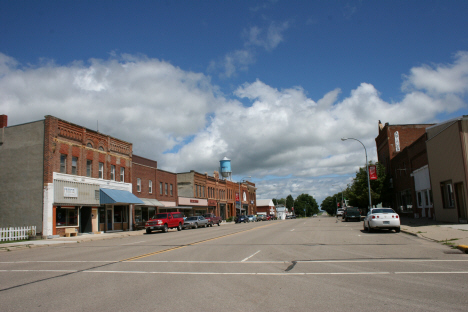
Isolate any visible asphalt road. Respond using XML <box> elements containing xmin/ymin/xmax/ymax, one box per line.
<box><xmin>1</xmin><ymin>217</ymin><xmax>467</xmax><ymax>312</ymax></box>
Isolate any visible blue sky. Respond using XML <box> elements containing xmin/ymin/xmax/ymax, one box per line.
<box><xmin>1</xmin><ymin>0</ymin><xmax>468</xmax><ymax>203</ymax></box>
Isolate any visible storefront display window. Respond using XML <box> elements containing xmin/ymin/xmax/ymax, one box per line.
<box><xmin>56</xmin><ymin>207</ymin><xmax>78</xmax><ymax>226</ymax></box>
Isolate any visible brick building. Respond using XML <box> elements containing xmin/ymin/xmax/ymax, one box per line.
<box><xmin>375</xmin><ymin>121</ymin><xmax>434</xmax><ymax>217</ymax></box>
<box><xmin>0</xmin><ymin>115</ymin><xmax>143</xmax><ymax>237</ymax></box>
<box><xmin>177</xmin><ymin>170</ymin><xmax>256</xmax><ymax>219</ymax></box>
<box><xmin>132</xmin><ymin>155</ymin><xmax>161</xmax><ymax>228</ymax></box>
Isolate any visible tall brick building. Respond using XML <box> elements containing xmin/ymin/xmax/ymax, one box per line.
<box><xmin>0</xmin><ymin>115</ymin><xmax>143</xmax><ymax>237</ymax></box>
<box><xmin>375</xmin><ymin>121</ymin><xmax>434</xmax><ymax>217</ymax></box>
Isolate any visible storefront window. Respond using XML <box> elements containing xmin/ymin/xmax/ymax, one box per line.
<box><xmin>114</xmin><ymin>206</ymin><xmax>122</xmax><ymax>222</ymax></box>
<box><xmin>56</xmin><ymin>207</ymin><xmax>78</xmax><ymax>226</ymax></box>
<box><xmin>99</xmin><ymin>208</ymin><xmax>105</xmax><ymax>224</ymax></box>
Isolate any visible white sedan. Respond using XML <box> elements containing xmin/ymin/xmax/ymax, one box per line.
<box><xmin>363</xmin><ymin>208</ymin><xmax>400</xmax><ymax>233</ymax></box>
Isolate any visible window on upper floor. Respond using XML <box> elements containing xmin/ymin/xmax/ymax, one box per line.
<box><xmin>99</xmin><ymin>162</ymin><xmax>104</xmax><ymax>179</ymax></box>
<box><xmin>170</xmin><ymin>184</ymin><xmax>173</xmax><ymax>196</ymax></box>
<box><xmin>60</xmin><ymin>154</ymin><xmax>67</xmax><ymax>173</ymax></box>
<box><xmin>86</xmin><ymin>160</ymin><xmax>92</xmax><ymax>177</ymax></box>
<box><xmin>165</xmin><ymin>183</ymin><xmax>168</xmax><ymax>195</ymax></box>
<box><xmin>120</xmin><ymin>167</ymin><xmax>125</xmax><ymax>182</ymax></box>
<box><xmin>160</xmin><ymin>182</ymin><xmax>163</xmax><ymax>195</ymax></box>
<box><xmin>111</xmin><ymin>165</ymin><xmax>115</xmax><ymax>181</ymax></box>
<box><xmin>137</xmin><ymin>178</ymin><xmax>141</xmax><ymax>192</ymax></box>
<box><xmin>71</xmin><ymin>157</ymin><xmax>78</xmax><ymax>175</ymax></box>
<box><xmin>149</xmin><ymin>180</ymin><xmax>153</xmax><ymax>193</ymax></box>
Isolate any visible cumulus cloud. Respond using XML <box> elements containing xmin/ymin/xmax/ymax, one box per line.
<box><xmin>1</xmin><ymin>52</ymin><xmax>467</xmax><ymax>203</ymax></box>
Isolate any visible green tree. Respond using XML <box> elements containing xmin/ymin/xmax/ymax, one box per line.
<box><xmin>273</xmin><ymin>198</ymin><xmax>286</xmax><ymax>206</ymax></box>
<box><xmin>286</xmin><ymin>195</ymin><xmax>294</xmax><ymax>210</ymax></box>
<box><xmin>321</xmin><ymin>195</ymin><xmax>339</xmax><ymax>216</ymax></box>
<box><xmin>294</xmin><ymin>194</ymin><xmax>319</xmax><ymax>217</ymax></box>
<box><xmin>346</xmin><ymin>161</ymin><xmax>390</xmax><ymax>214</ymax></box>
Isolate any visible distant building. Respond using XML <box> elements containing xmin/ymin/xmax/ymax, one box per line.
<box><xmin>256</xmin><ymin>199</ymin><xmax>276</xmax><ymax>217</ymax></box>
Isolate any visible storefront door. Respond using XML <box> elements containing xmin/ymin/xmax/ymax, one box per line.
<box><xmin>80</xmin><ymin>207</ymin><xmax>92</xmax><ymax>233</ymax></box>
<box><xmin>106</xmin><ymin>208</ymin><xmax>113</xmax><ymax>231</ymax></box>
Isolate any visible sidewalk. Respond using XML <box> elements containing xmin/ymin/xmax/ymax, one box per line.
<box><xmin>0</xmin><ymin>221</ymin><xmax>237</xmax><ymax>252</ymax></box>
<box><xmin>400</xmin><ymin>217</ymin><xmax>468</xmax><ymax>253</ymax></box>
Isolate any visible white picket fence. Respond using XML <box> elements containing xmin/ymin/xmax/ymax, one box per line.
<box><xmin>0</xmin><ymin>226</ymin><xmax>36</xmax><ymax>242</ymax></box>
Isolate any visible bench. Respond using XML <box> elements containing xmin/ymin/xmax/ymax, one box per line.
<box><xmin>65</xmin><ymin>228</ymin><xmax>77</xmax><ymax>237</ymax></box>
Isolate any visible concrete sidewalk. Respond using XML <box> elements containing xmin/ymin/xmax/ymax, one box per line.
<box><xmin>400</xmin><ymin>217</ymin><xmax>468</xmax><ymax>253</ymax></box>
<box><xmin>0</xmin><ymin>221</ymin><xmax>237</xmax><ymax>252</ymax></box>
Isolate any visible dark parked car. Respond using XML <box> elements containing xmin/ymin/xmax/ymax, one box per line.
<box><xmin>343</xmin><ymin>207</ymin><xmax>361</xmax><ymax>222</ymax></box>
<box><xmin>236</xmin><ymin>215</ymin><xmax>248</xmax><ymax>223</ymax></box>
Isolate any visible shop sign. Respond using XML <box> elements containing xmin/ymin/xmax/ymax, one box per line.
<box><xmin>190</xmin><ymin>199</ymin><xmax>199</xmax><ymax>203</ymax></box>
<box><xmin>64</xmin><ymin>187</ymin><xmax>78</xmax><ymax>198</ymax></box>
<box><xmin>208</xmin><ymin>199</ymin><xmax>217</xmax><ymax>206</ymax></box>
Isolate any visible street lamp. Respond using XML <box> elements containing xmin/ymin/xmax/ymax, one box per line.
<box><xmin>341</xmin><ymin>138</ymin><xmax>372</xmax><ymax>211</ymax></box>
<box><xmin>238</xmin><ymin>176</ymin><xmax>251</xmax><ymax>216</ymax></box>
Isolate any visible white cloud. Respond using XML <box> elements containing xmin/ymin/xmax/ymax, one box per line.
<box><xmin>402</xmin><ymin>51</ymin><xmax>468</xmax><ymax>95</ymax></box>
<box><xmin>1</xmin><ymin>52</ymin><xmax>467</xmax><ymax>204</ymax></box>
<box><xmin>208</xmin><ymin>21</ymin><xmax>289</xmax><ymax>78</ymax></box>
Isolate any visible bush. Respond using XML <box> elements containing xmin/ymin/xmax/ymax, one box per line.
<box><xmin>226</xmin><ymin>217</ymin><xmax>233</xmax><ymax>222</ymax></box>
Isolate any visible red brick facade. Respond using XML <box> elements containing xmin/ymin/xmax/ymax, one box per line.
<box><xmin>132</xmin><ymin>155</ymin><xmax>157</xmax><ymax>198</ymax></box>
<box><xmin>43</xmin><ymin>115</ymin><xmax>133</xmax><ymax>184</ymax></box>
<box><xmin>156</xmin><ymin>169</ymin><xmax>178</xmax><ymax>204</ymax></box>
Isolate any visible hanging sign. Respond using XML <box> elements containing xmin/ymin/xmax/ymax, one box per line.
<box><xmin>369</xmin><ymin>165</ymin><xmax>378</xmax><ymax>180</ymax></box>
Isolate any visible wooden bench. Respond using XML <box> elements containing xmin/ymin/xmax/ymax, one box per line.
<box><xmin>65</xmin><ymin>228</ymin><xmax>77</xmax><ymax>237</ymax></box>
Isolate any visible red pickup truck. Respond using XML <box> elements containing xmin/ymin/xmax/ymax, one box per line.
<box><xmin>145</xmin><ymin>212</ymin><xmax>184</xmax><ymax>233</ymax></box>
<box><xmin>204</xmin><ymin>213</ymin><xmax>222</xmax><ymax>227</ymax></box>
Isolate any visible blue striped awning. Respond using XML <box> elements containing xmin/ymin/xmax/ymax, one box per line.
<box><xmin>100</xmin><ymin>188</ymin><xmax>144</xmax><ymax>205</ymax></box>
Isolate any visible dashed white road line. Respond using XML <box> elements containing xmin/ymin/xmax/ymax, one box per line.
<box><xmin>241</xmin><ymin>250</ymin><xmax>261</xmax><ymax>262</ymax></box>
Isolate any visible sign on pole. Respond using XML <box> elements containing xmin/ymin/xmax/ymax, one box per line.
<box><xmin>369</xmin><ymin>165</ymin><xmax>378</xmax><ymax>180</ymax></box>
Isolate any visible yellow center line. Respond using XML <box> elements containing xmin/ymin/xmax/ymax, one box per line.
<box><xmin>121</xmin><ymin>222</ymin><xmax>277</xmax><ymax>262</ymax></box>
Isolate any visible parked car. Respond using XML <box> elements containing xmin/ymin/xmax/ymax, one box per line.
<box><xmin>337</xmin><ymin>208</ymin><xmax>345</xmax><ymax>217</ymax></box>
<box><xmin>183</xmin><ymin>216</ymin><xmax>209</xmax><ymax>229</ymax></box>
<box><xmin>145</xmin><ymin>212</ymin><xmax>184</xmax><ymax>234</ymax></box>
<box><xmin>313</xmin><ymin>214</ymin><xmax>317</xmax><ymax>217</ymax></box>
<box><xmin>236</xmin><ymin>215</ymin><xmax>248</xmax><ymax>223</ymax></box>
<box><xmin>257</xmin><ymin>214</ymin><xmax>267</xmax><ymax>221</ymax></box>
<box><xmin>247</xmin><ymin>215</ymin><xmax>257</xmax><ymax>222</ymax></box>
<box><xmin>204</xmin><ymin>213</ymin><xmax>222</xmax><ymax>227</ymax></box>
<box><xmin>343</xmin><ymin>207</ymin><xmax>361</xmax><ymax>222</ymax></box>
<box><xmin>363</xmin><ymin>208</ymin><xmax>400</xmax><ymax>233</ymax></box>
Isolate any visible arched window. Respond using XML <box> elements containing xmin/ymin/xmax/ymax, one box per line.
<box><xmin>87</xmin><ymin>143</ymin><xmax>93</xmax><ymax>148</ymax></box>
<box><xmin>99</xmin><ymin>146</ymin><xmax>104</xmax><ymax>151</ymax></box>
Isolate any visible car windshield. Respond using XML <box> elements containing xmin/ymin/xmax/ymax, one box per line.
<box><xmin>186</xmin><ymin>216</ymin><xmax>198</xmax><ymax>221</ymax></box>
<box><xmin>153</xmin><ymin>214</ymin><xmax>167</xmax><ymax>219</ymax></box>
<box><xmin>372</xmin><ymin>208</ymin><xmax>395</xmax><ymax>214</ymax></box>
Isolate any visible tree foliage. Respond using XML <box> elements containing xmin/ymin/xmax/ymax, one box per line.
<box><xmin>293</xmin><ymin>194</ymin><xmax>319</xmax><ymax>217</ymax></box>
<box><xmin>345</xmin><ymin>161</ymin><xmax>391</xmax><ymax>214</ymax></box>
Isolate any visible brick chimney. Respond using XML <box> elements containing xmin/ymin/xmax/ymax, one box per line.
<box><xmin>0</xmin><ymin>115</ymin><xmax>7</xmax><ymax>128</ymax></box>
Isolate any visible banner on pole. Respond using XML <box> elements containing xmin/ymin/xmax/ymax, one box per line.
<box><xmin>369</xmin><ymin>165</ymin><xmax>378</xmax><ymax>180</ymax></box>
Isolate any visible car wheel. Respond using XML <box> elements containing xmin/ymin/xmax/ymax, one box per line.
<box><xmin>162</xmin><ymin>224</ymin><xmax>168</xmax><ymax>233</ymax></box>
<box><xmin>177</xmin><ymin>223</ymin><xmax>182</xmax><ymax>231</ymax></box>
<box><xmin>363</xmin><ymin>221</ymin><xmax>367</xmax><ymax>231</ymax></box>
<box><xmin>367</xmin><ymin>223</ymin><xmax>372</xmax><ymax>233</ymax></box>
<box><xmin>210</xmin><ymin>222</ymin><xmax>213</xmax><ymax>227</ymax></box>
<box><xmin>395</xmin><ymin>227</ymin><xmax>400</xmax><ymax>233</ymax></box>
<box><xmin>194</xmin><ymin>223</ymin><xmax>198</xmax><ymax>229</ymax></box>
<box><xmin>345</xmin><ymin>217</ymin><xmax>348</xmax><ymax>222</ymax></box>
<box><xmin>217</xmin><ymin>222</ymin><xmax>221</xmax><ymax>226</ymax></box>
<box><xmin>146</xmin><ymin>228</ymin><xmax>152</xmax><ymax>234</ymax></box>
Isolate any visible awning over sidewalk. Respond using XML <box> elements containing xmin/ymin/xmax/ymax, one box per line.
<box><xmin>136</xmin><ymin>198</ymin><xmax>164</xmax><ymax>207</ymax></box>
<box><xmin>100</xmin><ymin>188</ymin><xmax>144</xmax><ymax>205</ymax></box>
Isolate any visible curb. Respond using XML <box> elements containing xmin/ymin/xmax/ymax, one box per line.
<box><xmin>457</xmin><ymin>245</ymin><xmax>468</xmax><ymax>253</ymax></box>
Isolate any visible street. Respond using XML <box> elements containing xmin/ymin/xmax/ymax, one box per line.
<box><xmin>1</xmin><ymin>217</ymin><xmax>468</xmax><ymax>312</ymax></box>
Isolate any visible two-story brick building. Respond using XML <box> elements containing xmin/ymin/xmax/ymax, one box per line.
<box><xmin>0</xmin><ymin>115</ymin><xmax>143</xmax><ymax>237</ymax></box>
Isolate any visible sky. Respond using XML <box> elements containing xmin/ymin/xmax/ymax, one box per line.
<box><xmin>1</xmin><ymin>0</ymin><xmax>468</xmax><ymax>205</ymax></box>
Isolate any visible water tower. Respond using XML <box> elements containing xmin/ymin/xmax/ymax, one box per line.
<box><xmin>219</xmin><ymin>157</ymin><xmax>232</xmax><ymax>181</ymax></box>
